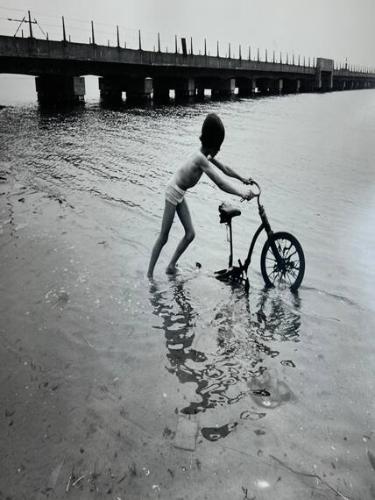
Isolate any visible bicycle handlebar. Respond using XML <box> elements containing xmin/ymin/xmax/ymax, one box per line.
<box><xmin>240</xmin><ymin>179</ymin><xmax>261</xmax><ymax>203</ymax></box>
<box><xmin>249</xmin><ymin>179</ymin><xmax>261</xmax><ymax>197</ymax></box>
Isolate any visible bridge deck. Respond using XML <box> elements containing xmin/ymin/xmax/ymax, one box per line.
<box><xmin>0</xmin><ymin>35</ymin><xmax>318</xmax><ymax>78</ymax></box>
<box><xmin>1</xmin><ymin>35</ymin><xmax>374</xmax><ymax>103</ymax></box>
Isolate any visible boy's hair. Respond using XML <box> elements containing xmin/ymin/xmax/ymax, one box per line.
<box><xmin>200</xmin><ymin>113</ymin><xmax>225</xmax><ymax>149</ymax></box>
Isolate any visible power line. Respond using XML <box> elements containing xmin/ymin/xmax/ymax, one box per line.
<box><xmin>0</xmin><ymin>5</ymin><xmax>190</xmax><ymax>39</ymax></box>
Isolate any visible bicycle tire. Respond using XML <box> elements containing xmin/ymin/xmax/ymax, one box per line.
<box><xmin>260</xmin><ymin>231</ymin><xmax>305</xmax><ymax>291</ymax></box>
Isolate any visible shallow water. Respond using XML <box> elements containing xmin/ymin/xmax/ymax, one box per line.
<box><xmin>1</xmin><ymin>90</ymin><xmax>375</xmax><ymax>498</ymax></box>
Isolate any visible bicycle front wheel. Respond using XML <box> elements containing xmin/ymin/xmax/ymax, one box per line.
<box><xmin>260</xmin><ymin>232</ymin><xmax>305</xmax><ymax>291</ymax></box>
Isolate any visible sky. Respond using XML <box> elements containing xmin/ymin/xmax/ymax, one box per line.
<box><xmin>0</xmin><ymin>0</ymin><xmax>374</xmax><ymax>102</ymax></box>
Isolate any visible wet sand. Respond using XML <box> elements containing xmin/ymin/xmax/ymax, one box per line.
<box><xmin>1</xmin><ymin>92</ymin><xmax>375</xmax><ymax>499</ymax></box>
<box><xmin>1</xmin><ymin>172</ymin><xmax>374</xmax><ymax>500</ymax></box>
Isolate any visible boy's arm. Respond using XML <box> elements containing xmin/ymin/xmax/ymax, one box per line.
<box><xmin>209</xmin><ymin>156</ymin><xmax>252</xmax><ymax>184</ymax></box>
<box><xmin>200</xmin><ymin>156</ymin><xmax>254</xmax><ymax>199</ymax></box>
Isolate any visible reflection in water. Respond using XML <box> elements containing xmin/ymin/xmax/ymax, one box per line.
<box><xmin>149</xmin><ymin>278</ymin><xmax>302</xmax><ymax>433</ymax></box>
<box><xmin>149</xmin><ymin>277</ymin><xmax>206</xmax><ymax>388</ymax></box>
<box><xmin>201</xmin><ymin>422</ymin><xmax>238</xmax><ymax>442</ymax></box>
<box><xmin>250</xmin><ymin>374</ymin><xmax>296</xmax><ymax>408</ymax></box>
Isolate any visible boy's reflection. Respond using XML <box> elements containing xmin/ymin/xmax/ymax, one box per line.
<box><xmin>149</xmin><ymin>278</ymin><xmax>301</xmax><ymax>416</ymax></box>
<box><xmin>149</xmin><ymin>278</ymin><xmax>206</xmax><ymax>388</ymax></box>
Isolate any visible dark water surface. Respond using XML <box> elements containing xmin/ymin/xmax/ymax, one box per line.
<box><xmin>1</xmin><ymin>91</ymin><xmax>375</xmax><ymax>498</ymax></box>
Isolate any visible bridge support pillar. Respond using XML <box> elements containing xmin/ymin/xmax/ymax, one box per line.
<box><xmin>175</xmin><ymin>78</ymin><xmax>195</xmax><ymax>100</ymax></box>
<box><xmin>251</xmin><ymin>79</ymin><xmax>257</xmax><ymax>94</ymax></box>
<box><xmin>35</xmin><ymin>76</ymin><xmax>85</xmax><ymax>105</ymax></box>
<box><xmin>315</xmin><ymin>72</ymin><xmax>322</xmax><ymax>91</ymax></box>
<box><xmin>315</xmin><ymin>58</ymin><xmax>334</xmax><ymax>91</ymax></box>
<box><xmin>238</xmin><ymin>79</ymin><xmax>256</xmax><ymax>96</ymax></box>
<box><xmin>329</xmin><ymin>74</ymin><xmax>333</xmax><ymax>90</ymax></box>
<box><xmin>126</xmin><ymin>77</ymin><xmax>153</xmax><ymax>103</ymax></box>
<box><xmin>99</xmin><ymin>77</ymin><xmax>122</xmax><ymax>104</ymax></box>
<box><xmin>278</xmin><ymin>79</ymin><xmax>284</xmax><ymax>94</ymax></box>
<box><xmin>270</xmin><ymin>79</ymin><xmax>283</xmax><ymax>94</ymax></box>
<box><xmin>211</xmin><ymin>78</ymin><xmax>235</xmax><ymax>98</ymax></box>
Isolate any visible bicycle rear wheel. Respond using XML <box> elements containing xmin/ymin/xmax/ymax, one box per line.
<box><xmin>260</xmin><ymin>232</ymin><xmax>305</xmax><ymax>291</ymax></box>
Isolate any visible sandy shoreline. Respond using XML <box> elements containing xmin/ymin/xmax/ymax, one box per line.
<box><xmin>1</xmin><ymin>171</ymin><xmax>373</xmax><ymax>500</ymax></box>
<box><xmin>0</xmin><ymin>174</ymin><xmax>350</xmax><ymax>499</ymax></box>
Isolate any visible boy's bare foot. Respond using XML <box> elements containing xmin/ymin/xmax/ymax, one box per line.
<box><xmin>166</xmin><ymin>264</ymin><xmax>178</xmax><ymax>275</ymax></box>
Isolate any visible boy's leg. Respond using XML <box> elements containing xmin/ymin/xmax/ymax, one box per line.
<box><xmin>147</xmin><ymin>201</ymin><xmax>176</xmax><ymax>278</ymax></box>
<box><xmin>167</xmin><ymin>199</ymin><xmax>195</xmax><ymax>273</ymax></box>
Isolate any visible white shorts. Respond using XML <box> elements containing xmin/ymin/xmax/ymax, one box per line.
<box><xmin>165</xmin><ymin>180</ymin><xmax>186</xmax><ymax>206</ymax></box>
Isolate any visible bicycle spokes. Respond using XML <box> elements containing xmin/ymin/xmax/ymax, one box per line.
<box><xmin>261</xmin><ymin>233</ymin><xmax>305</xmax><ymax>290</ymax></box>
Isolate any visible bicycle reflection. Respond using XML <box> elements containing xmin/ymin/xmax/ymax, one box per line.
<box><xmin>149</xmin><ymin>278</ymin><xmax>301</xmax><ymax>420</ymax></box>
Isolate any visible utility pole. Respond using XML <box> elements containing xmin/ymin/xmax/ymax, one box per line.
<box><xmin>62</xmin><ymin>16</ymin><xmax>66</xmax><ymax>42</ymax></box>
<box><xmin>91</xmin><ymin>21</ymin><xmax>95</xmax><ymax>45</ymax></box>
<box><xmin>28</xmin><ymin>10</ymin><xmax>33</xmax><ymax>38</ymax></box>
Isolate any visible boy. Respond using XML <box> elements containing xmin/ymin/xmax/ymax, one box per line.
<box><xmin>147</xmin><ymin>113</ymin><xmax>255</xmax><ymax>278</ymax></box>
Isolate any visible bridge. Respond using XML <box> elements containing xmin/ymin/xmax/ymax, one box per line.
<box><xmin>1</xmin><ymin>33</ymin><xmax>374</xmax><ymax>105</ymax></box>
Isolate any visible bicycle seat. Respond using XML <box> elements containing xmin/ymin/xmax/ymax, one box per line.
<box><xmin>219</xmin><ymin>203</ymin><xmax>241</xmax><ymax>223</ymax></box>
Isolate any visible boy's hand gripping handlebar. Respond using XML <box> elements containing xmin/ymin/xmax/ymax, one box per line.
<box><xmin>241</xmin><ymin>179</ymin><xmax>261</xmax><ymax>202</ymax></box>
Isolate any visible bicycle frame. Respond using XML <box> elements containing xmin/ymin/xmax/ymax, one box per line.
<box><xmin>217</xmin><ymin>180</ymin><xmax>305</xmax><ymax>291</ymax></box>
<box><xmin>217</xmin><ymin>183</ymin><xmax>285</xmax><ymax>280</ymax></box>
<box><xmin>243</xmin><ymin>198</ymin><xmax>277</xmax><ymax>273</ymax></box>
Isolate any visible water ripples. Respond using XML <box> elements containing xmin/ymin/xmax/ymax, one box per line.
<box><xmin>2</xmin><ymin>92</ymin><xmax>375</xmax><ymax>451</ymax></box>
<box><xmin>149</xmin><ymin>277</ymin><xmax>301</xmax><ymax>419</ymax></box>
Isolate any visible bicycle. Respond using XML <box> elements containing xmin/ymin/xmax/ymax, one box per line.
<box><xmin>215</xmin><ymin>180</ymin><xmax>305</xmax><ymax>292</ymax></box>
